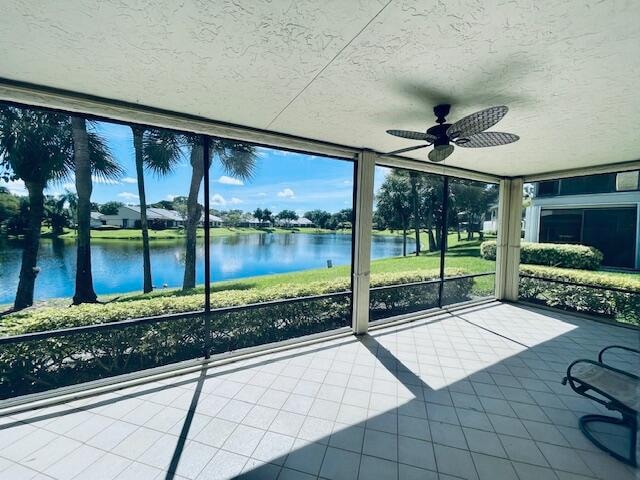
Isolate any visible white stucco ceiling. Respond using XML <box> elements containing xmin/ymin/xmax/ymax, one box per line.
<box><xmin>1</xmin><ymin>0</ymin><xmax>639</xmax><ymax>176</ymax></box>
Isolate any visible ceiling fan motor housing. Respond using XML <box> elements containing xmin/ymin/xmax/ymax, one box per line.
<box><xmin>427</xmin><ymin>123</ymin><xmax>451</xmax><ymax>147</ymax></box>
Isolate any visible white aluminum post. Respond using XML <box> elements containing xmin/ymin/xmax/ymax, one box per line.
<box><xmin>352</xmin><ymin>150</ymin><xmax>376</xmax><ymax>334</ymax></box>
<box><xmin>495</xmin><ymin>178</ymin><xmax>524</xmax><ymax>301</ymax></box>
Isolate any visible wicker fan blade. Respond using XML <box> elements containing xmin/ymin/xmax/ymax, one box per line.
<box><xmin>455</xmin><ymin>132</ymin><xmax>519</xmax><ymax>148</ymax></box>
<box><xmin>386</xmin><ymin>144</ymin><xmax>429</xmax><ymax>155</ymax></box>
<box><xmin>428</xmin><ymin>145</ymin><xmax>454</xmax><ymax>162</ymax></box>
<box><xmin>447</xmin><ymin>106</ymin><xmax>508</xmax><ymax>139</ymax></box>
<box><xmin>387</xmin><ymin>129</ymin><xmax>437</xmax><ymax>142</ymax></box>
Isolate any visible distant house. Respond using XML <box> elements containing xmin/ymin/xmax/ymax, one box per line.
<box><xmin>482</xmin><ymin>206</ymin><xmax>498</xmax><ymax>233</ymax></box>
<box><xmin>524</xmin><ymin>170</ymin><xmax>640</xmax><ymax>269</ymax></box>
<box><xmin>209</xmin><ymin>214</ymin><xmax>223</xmax><ymax>227</ymax></box>
<box><xmin>238</xmin><ymin>215</ymin><xmax>270</xmax><ymax>228</ymax></box>
<box><xmin>90</xmin><ymin>211</ymin><xmax>104</xmax><ymax>228</ymax></box>
<box><xmin>101</xmin><ymin>206</ymin><xmax>186</xmax><ymax>229</ymax></box>
<box><xmin>276</xmin><ymin>217</ymin><xmax>314</xmax><ymax>228</ymax></box>
<box><xmin>199</xmin><ymin>213</ymin><xmax>223</xmax><ymax>227</ymax></box>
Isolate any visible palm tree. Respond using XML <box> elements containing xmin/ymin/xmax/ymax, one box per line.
<box><xmin>71</xmin><ymin>117</ymin><xmax>120</xmax><ymax>304</ymax></box>
<box><xmin>60</xmin><ymin>189</ymin><xmax>78</xmax><ymax>231</ymax></box>
<box><xmin>143</xmin><ymin>133</ymin><xmax>257</xmax><ymax>290</ymax></box>
<box><xmin>0</xmin><ymin>107</ymin><xmax>73</xmax><ymax>309</ymax></box>
<box><xmin>409</xmin><ymin>172</ymin><xmax>421</xmax><ymax>256</ymax></box>
<box><xmin>376</xmin><ymin>172</ymin><xmax>412</xmax><ymax>256</ymax></box>
<box><xmin>130</xmin><ymin>126</ymin><xmax>154</xmax><ymax>293</ymax></box>
<box><xmin>183</xmin><ymin>138</ymin><xmax>256</xmax><ymax>290</ymax></box>
<box><xmin>0</xmin><ymin>106</ymin><xmax>119</xmax><ymax>310</ymax></box>
<box><xmin>43</xmin><ymin>195</ymin><xmax>70</xmax><ymax>236</ymax></box>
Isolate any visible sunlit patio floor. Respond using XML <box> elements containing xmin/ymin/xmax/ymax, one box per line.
<box><xmin>1</xmin><ymin>302</ymin><xmax>638</xmax><ymax>480</ymax></box>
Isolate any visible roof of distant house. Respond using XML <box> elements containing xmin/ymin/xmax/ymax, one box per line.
<box><xmin>278</xmin><ymin>217</ymin><xmax>313</xmax><ymax>225</ymax></box>
<box><xmin>121</xmin><ymin>205</ymin><xmax>185</xmax><ymax>221</ymax></box>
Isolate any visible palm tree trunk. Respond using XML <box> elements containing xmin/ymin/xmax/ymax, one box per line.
<box><xmin>183</xmin><ymin>144</ymin><xmax>204</xmax><ymax>291</ymax></box>
<box><xmin>132</xmin><ymin>127</ymin><xmax>153</xmax><ymax>293</ymax></box>
<box><xmin>71</xmin><ymin>117</ymin><xmax>98</xmax><ymax>304</ymax></box>
<box><xmin>409</xmin><ymin>172</ymin><xmax>421</xmax><ymax>256</ymax></box>
<box><xmin>402</xmin><ymin>224</ymin><xmax>407</xmax><ymax>257</ymax></box>
<box><xmin>14</xmin><ymin>181</ymin><xmax>45</xmax><ymax>310</ymax></box>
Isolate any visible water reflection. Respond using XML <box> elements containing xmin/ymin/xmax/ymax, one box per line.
<box><xmin>0</xmin><ymin>233</ymin><xmax>404</xmax><ymax>303</ymax></box>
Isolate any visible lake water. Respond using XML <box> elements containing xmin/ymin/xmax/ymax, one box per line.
<box><xmin>0</xmin><ymin>233</ymin><xmax>405</xmax><ymax>304</ymax></box>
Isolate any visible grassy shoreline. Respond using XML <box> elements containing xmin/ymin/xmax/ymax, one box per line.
<box><xmin>36</xmin><ymin>227</ymin><xmax>469</xmax><ymax>242</ymax></box>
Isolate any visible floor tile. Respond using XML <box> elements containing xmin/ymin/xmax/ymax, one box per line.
<box><xmin>433</xmin><ymin>444</ymin><xmax>478</xmax><ymax>480</ymax></box>
<box><xmin>397</xmin><ymin>436</ymin><xmax>436</xmax><ymax>470</ymax></box>
<box><xmin>471</xmin><ymin>452</ymin><xmax>517</xmax><ymax>480</ymax></box>
<box><xmin>358</xmin><ymin>454</ymin><xmax>398</xmax><ymax>480</ymax></box>
<box><xmin>222</xmin><ymin>424</ymin><xmax>265</xmax><ymax>457</ymax></box>
<box><xmin>499</xmin><ymin>435</ymin><xmax>549</xmax><ymax>467</ymax></box>
<box><xmin>252</xmin><ymin>431</ymin><xmax>296</xmax><ymax>466</ymax></box>
<box><xmin>363</xmin><ymin>429</ymin><xmax>398</xmax><ymax>461</ymax></box>
<box><xmin>430</xmin><ymin>421</ymin><xmax>467</xmax><ymax>449</ymax></box>
<box><xmin>284</xmin><ymin>439</ymin><xmax>327</xmax><ymax>475</ymax></box>
<box><xmin>319</xmin><ymin>447</ymin><xmax>361</xmax><ymax>480</ymax></box>
<box><xmin>329</xmin><ymin>424</ymin><xmax>364</xmax><ymax>453</ymax></box>
<box><xmin>463</xmin><ymin>428</ymin><xmax>506</xmax><ymax>457</ymax></box>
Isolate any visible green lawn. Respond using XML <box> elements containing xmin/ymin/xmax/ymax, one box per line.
<box><xmin>81</xmin><ymin>235</ymin><xmax>496</xmax><ymax>305</ymax></box>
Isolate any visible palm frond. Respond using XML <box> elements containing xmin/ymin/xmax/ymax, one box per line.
<box><xmin>86</xmin><ymin>130</ymin><xmax>123</xmax><ymax>181</ymax></box>
<box><xmin>142</xmin><ymin>129</ymin><xmax>185</xmax><ymax>177</ymax></box>
<box><xmin>213</xmin><ymin>138</ymin><xmax>257</xmax><ymax>181</ymax></box>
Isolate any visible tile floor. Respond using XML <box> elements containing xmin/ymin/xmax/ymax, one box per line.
<box><xmin>0</xmin><ymin>302</ymin><xmax>638</xmax><ymax>480</ymax></box>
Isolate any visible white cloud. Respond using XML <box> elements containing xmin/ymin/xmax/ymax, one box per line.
<box><xmin>277</xmin><ymin>188</ymin><xmax>295</xmax><ymax>199</ymax></box>
<box><xmin>210</xmin><ymin>193</ymin><xmax>226</xmax><ymax>206</ymax></box>
<box><xmin>166</xmin><ymin>194</ymin><xmax>177</xmax><ymax>201</ymax></box>
<box><xmin>121</xmin><ymin>177</ymin><xmax>138</xmax><ymax>184</ymax></box>
<box><xmin>229</xmin><ymin>197</ymin><xmax>243</xmax><ymax>205</ymax></box>
<box><xmin>218</xmin><ymin>175</ymin><xmax>243</xmax><ymax>186</ymax></box>
<box><xmin>256</xmin><ymin>192</ymin><xmax>267</xmax><ymax>197</ymax></box>
<box><xmin>118</xmin><ymin>192</ymin><xmax>139</xmax><ymax>201</ymax></box>
<box><xmin>1</xmin><ymin>179</ymin><xmax>28</xmax><ymax>196</ymax></box>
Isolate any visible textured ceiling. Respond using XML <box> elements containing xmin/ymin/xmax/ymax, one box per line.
<box><xmin>1</xmin><ymin>0</ymin><xmax>639</xmax><ymax>176</ymax></box>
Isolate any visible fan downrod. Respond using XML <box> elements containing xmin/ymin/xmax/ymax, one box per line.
<box><xmin>433</xmin><ymin>104</ymin><xmax>451</xmax><ymax>124</ymax></box>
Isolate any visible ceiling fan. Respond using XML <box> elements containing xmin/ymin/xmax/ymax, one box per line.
<box><xmin>386</xmin><ymin>104</ymin><xmax>519</xmax><ymax>162</ymax></box>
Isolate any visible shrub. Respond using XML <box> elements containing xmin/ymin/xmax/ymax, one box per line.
<box><xmin>0</xmin><ymin>268</ymin><xmax>473</xmax><ymax>399</ymax></box>
<box><xmin>480</xmin><ymin>241</ymin><xmax>603</xmax><ymax>270</ymax></box>
<box><xmin>519</xmin><ymin>265</ymin><xmax>640</xmax><ymax>326</ymax></box>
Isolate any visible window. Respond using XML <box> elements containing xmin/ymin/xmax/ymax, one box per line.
<box><xmin>539</xmin><ymin>209</ymin><xmax>583</xmax><ymax>244</ymax></box>
<box><xmin>207</xmin><ymin>143</ymin><xmax>356</xmax><ymax>351</ymax></box>
<box><xmin>369</xmin><ymin>166</ymin><xmax>444</xmax><ymax>321</ymax></box>
<box><xmin>559</xmin><ymin>173</ymin><xmax>615</xmax><ymax>195</ymax></box>
<box><xmin>442</xmin><ymin>178</ymin><xmax>498</xmax><ymax>306</ymax></box>
<box><xmin>536</xmin><ymin>180</ymin><xmax>559</xmax><ymax>196</ymax></box>
<box><xmin>616</xmin><ymin>171</ymin><xmax>639</xmax><ymax>191</ymax></box>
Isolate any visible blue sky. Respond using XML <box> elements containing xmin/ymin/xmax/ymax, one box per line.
<box><xmin>1</xmin><ymin>120</ymin><xmax>391</xmax><ymax>214</ymax></box>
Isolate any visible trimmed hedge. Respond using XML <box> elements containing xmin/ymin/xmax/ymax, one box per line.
<box><xmin>481</xmin><ymin>241</ymin><xmax>603</xmax><ymax>270</ymax></box>
<box><xmin>0</xmin><ymin>268</ymin><xmax>473</xmax><ymax>399</ymax></box>
<box><xmin>519</xmin><ymin>265</ymin><xmax>640</xmax><ymax>326</ymax></box>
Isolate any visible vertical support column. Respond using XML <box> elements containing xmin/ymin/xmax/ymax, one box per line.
<box><xmin>352</xmin><ymin>150</ymin><xmax>376</xmax><ymax>334</ymax></box>
<box><xmin>438</xmin><ymin>176</ymin><xmax>450</xmax><ymax>308</ymax></box>
<box><xmin>203</xmin><ymin>136</ymin><xmax>212</xmax><ymax>358</ymax></box>
<box><xmin>635</xmin><ymin>203</ymin><xmax>640</xmax><ymax>270</ymax></box>
<box><xmin>524</xmin><ymin>205</ymin><xmax>540</xmax><ymax>242</ymax></box>
<box><xmin>495</xmin><ymin>178</ymin><xmax>523</xmax><ymax>301</ymax></box>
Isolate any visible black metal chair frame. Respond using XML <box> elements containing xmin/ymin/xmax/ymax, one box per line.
<box><xmin>562</xmin><ymin>345</ymin><xmax>639</xmax><ymax>467</ymax></box>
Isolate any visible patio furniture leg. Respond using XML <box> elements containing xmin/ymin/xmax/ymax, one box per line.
<box><xmin>579</xmin><ymin>412</ymin><xmax>638</xmax><ymax>467</ymax></box>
